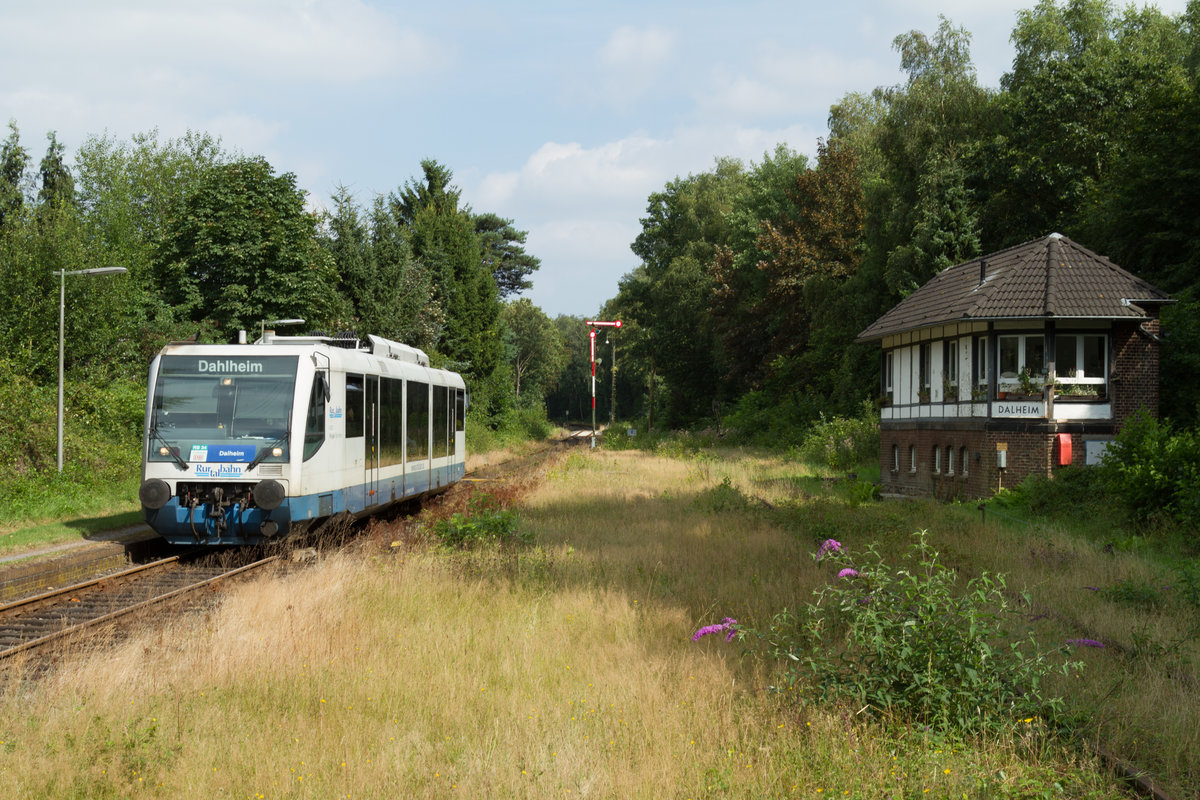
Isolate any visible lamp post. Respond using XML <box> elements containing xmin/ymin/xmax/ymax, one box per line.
<box><xmin>58</xmin><ymin>267</ymin><xmax>127</xmax><ymax>472</ymax></box>
<box><xmin>259</xmin><ymin>317</ymin><xmax>306</xmax><ymax>342</ymax></box>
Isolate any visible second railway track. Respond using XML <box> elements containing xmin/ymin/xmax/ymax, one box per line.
<box><xmin>0</xmin><ymin>553</ymin><xmax>279</xmax><ymax>663</ymax></box>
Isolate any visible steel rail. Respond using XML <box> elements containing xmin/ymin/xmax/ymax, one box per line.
<box><xmin>0</xmin><ymin>554</ymin><xmax>186</xmax><ymax>617</ymax></box>
<box><xmin>0</xmin><ymin>555</ymin><xmax>278</xmax><ymax>661</ymax></box>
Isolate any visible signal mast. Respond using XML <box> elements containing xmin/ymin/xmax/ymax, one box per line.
<box><xmin>584</xmin><ymin>319</ymin><xmax>621</xmax><ymax>447</ymax></box>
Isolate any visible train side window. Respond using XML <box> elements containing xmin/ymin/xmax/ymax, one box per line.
<box><xmin>382</xmin><ymin>377</ymin><xmax>403</xmax><ymax>467</ymax></box>
<box><xmin>303</xmin><ymin>373</ymin><xmax>326</xmax><ymax>461</ymax></box>
<box><xmin>406</xmin><ymin>380</ymin><xmax>428</xmax><ymax>461</ymax></box>
<box><xmin>346</xmin><ymin>373</ymin><xmax>364</xmax><ymax>438</ymax></box>
<box><xmin>433</xmin><ymin>385</ymin><xmax>449</xmax><ymax>458</ymax></box>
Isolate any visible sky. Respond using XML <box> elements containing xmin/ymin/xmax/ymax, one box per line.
<box><xmin>1</xmin><ymin>0</ymin><xmax>1190</xmax><ymax>318</ymax></box>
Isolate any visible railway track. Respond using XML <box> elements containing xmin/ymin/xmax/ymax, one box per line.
<box><xmin>0</xmin><ymin>434</ymin><xmax>581</xmax><ymax>669</ymax></box>
<box><xmin>0</xmin><ymin>553</ymin><xmax>279</xmax><ymax>663</ymax></box>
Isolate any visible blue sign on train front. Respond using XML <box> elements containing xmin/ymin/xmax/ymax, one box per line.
<box><xmin>190</xmin><ymin>444</ymin><xmax>256</xmax><ymax>462</ymax></box>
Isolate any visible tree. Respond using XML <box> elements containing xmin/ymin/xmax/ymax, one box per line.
<box><xmin>0</xmin><ymin>121</ymin><xmax>28</xmax><ymax>230</ymax></box>
<box><xmin>155</xmin><ymin>156</ymin><xmax>346</xmax><ymax>337</ymax></box>
<box><xmin>37</xmin><ymin>131</ymin><xmax>75</xmax><ymax>213</ymax></box>
<box><xmin>758</xmin><ymin>141</ymin><xmax>864</xmax><ymax>358</ymax></box>
<box><xmin>474</xmin><ymin>211</ymin><xmax>540</xmax><ymax>297</ymax></box>
<box><xmin>393</xmin><ymin>160</ymin><xmax>503</xmax><ymax>389</ymax></box>
<box><xmin>883</xmin><ymin>152</ymin><xmax>980</xmax><ymax>296</ymax></box>
<box><xmin>501</xmin><ymin>298</ymin><xmax>565</xmax><ymax>399</ymax></box>
<box><xmin>620</xmin><ymin>158</ymin><xmax>746</xmax><ymax>424</ymax></box>
<box><xmin>73</xmin><ymin>129</ymin><xmax>228</xmax><ymax>364</ymax></box>
<box><xmin>544</xmin><ymin>315</ymin><xmax>592</xmax><ymax>423</ymax></box>
<box><xmin>973</xmin><ymin>0</ymin><xmax>1189</xmax><ymax>248</ymax></box>
<box><xmin>709</xmin><ymin>144</ymin><xmax>809</xmax><ymax>389</ymax></box>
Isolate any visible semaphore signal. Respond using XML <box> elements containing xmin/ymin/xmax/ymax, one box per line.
<box><xmin>584</xmin><ymin>320</ymin><xmax>621</xmax><ymax>447</ymax></box>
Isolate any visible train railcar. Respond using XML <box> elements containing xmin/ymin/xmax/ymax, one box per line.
<box><xmin>138</xmin><ymin>332</ymin><xmax>466</xmax><ymax>545</ymax></box>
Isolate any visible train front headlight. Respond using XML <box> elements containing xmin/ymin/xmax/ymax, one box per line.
<box><xmin>271</xmin><ymin>446</ymin><xmax>283</xmax><ymax>458</ymax></box>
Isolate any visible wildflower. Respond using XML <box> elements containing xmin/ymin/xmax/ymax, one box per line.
<box><xmin>816</xmin><ymin>539</ymin><xmax>842</xmax><ymax>560</ymax></box>
<box><xmin>837</xmin><ymin>568</ymin><xmax>859</xmax><ymax>578</ymax></box>
<box><xmin>1066</xmin><ymin>638</ymin><xmax>1105</xmax><ymax>648</ymax></box>
<box><xmin>692</xmin><ymin>617</ymin><xmax>738</xmax><ymax>642</ymax></box>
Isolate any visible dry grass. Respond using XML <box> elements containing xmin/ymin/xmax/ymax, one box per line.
<box><xmin>0</xmin><ymin>447</ymin><xmax>1133</xmax><ymax>799</ymax></box>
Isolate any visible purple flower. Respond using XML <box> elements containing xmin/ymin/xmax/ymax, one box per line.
<box><xmin>1065</xmin><ymin>638</ymin><xmax>1105</xmax><ymax>648</ymax></box>
<box><xmin>837</xmin><ymin>568</ymin><xmax>859</xmax><ymax>578</ymax></box>
<box><xmin>693</xmin><ymin>617</ymin><xmax>738</xmax><ymax>642</ymax></box>
<box><xmin>816</xmin><ymin>539</ymin><xmax>842</xmax><ymax>560</ymax></box>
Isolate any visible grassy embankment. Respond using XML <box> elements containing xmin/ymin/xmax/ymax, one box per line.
<box><xmin>2</xmin><ymin>445</ymin><xmax>1195</xmax><ymax>797</ymax></box>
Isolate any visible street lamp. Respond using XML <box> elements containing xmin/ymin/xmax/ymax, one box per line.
<box><xmin>259</xmin><ymin>317</ymin><xmax>306</xmax><ymax>341</ymax></box>
<box><xmin>58</xmin><ymin>267</ymin><xmax>127</xmax><ymax>472</ymax></box>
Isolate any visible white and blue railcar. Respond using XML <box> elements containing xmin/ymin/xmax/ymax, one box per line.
<box><xmin>138</xmin><ymin>332</ymin><xmax>466</xmax><ymax>545</ymax></box>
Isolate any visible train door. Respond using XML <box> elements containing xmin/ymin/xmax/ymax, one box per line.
<box><xmin>366</xmin><ymin>375</ymin><xmax>380</xmax><ymax>507</ymax></box>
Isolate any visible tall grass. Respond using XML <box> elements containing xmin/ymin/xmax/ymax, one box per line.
<box><xmin>0</xmin><ymin>448</ymin><xmax>1142</xmax><ymax>798</ymax></box>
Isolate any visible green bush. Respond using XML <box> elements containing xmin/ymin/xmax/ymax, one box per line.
<box><xmin>1003</xmin><ymin>466</ymin><xmax>1106</xmax><ymax>519</ymax></box>
<box><xmin>750</xmin><ymin>532</ymin><xmax>1077</xmax><ymax>733</ymax></box>
<box><xmin>466</xmin><ymin>399</ymin><xmax>554</xmax><ymax>453</ymax></box>
<box><xmin>431</xmin><ymin>496</ymin><xmax>530</xmax><ymax>548</ymax></box>
<box><xmin>723</xmin><ymin>389</ymin><xmax>814</xmax><ymax>448</ymax></box>
<box><xmin>796</xmin><ymin>401</ymin><xmax>880</xmax><ymax>472</ymax></box>
<box><xmin>695</xmin><ymin>476</ymin><xmax>752</xmax><ymax>514</ymax></box>
<box><xmin>1100</xmin><ymin>411</ymin><xmax>1200</xmax><ymax>527</ymax></box>
<box><xmin>0</xmin><ymin>362</ymin><xmax>144</xmax><ymax>524</ymax></box>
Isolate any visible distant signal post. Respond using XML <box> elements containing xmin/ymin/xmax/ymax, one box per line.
<box><xmin>585</xmin><ymin>320</ymin><xmax>621</xmax><ymax>448</ymax></box>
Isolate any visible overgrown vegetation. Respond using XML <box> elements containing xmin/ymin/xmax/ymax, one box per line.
<box><xmin>794</xmin><ymin>401</ymin><xmax>880</xmax><ymax>473</ymax></box>
<box><xmin>430</xmin><ymin>495</ymin><xmax>530</xmax><ymax>548</ymax></box>
<box><xmin>747</xmin><ymin>532</ymin><xmax>1079</xmax><ymax>734</ymax></box>
<box><xmin>1097</xmin><ymin>410</ymin><xmax>1200</xmax><ymax>528</ymax></box>
<box><xmin>0</xmin><ymin>359</ymin><xmax>143</xmax><ymax>530</ymax></box>
<box><xmin>4</xmin><ymin>445</ymin><xmax>1160</xmax><ymax>798</ymax></box>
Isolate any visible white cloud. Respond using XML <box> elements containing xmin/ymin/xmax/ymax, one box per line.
<box><xmin>524</xmin><ymin>218</ymin><xmax>642</xmax><ymax>318</ymax></box>
<box><xmin>470</xmin><ymin>120</ymin><xmax>824</xmax><ymax>316</ymax></box>
<box><xmin>0</xmin><ymin>0</ymin><xmax>437</xmax><ymax>156</ymax></box>
<box><xmin>596</xmin><ymin>25</ymin><xmax>677</xmax><ymax>110</ymax></box>
<box><xmin>696</xmin><ymin>45</ymin><xmax>894</xmax><ymax>121</ymax></box>
<box><xmin>599</xmin><ymin>25</ymin><xmax>675</xmax><ymax>69</ymax></box>
<box><xmin>2</xmin><ymin>0</ymin><xmax>434</xmax><ymax>85</ymax></box>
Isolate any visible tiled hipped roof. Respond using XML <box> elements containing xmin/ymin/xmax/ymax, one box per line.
<box><xmin>857</xmin><ymin>233</ymin><xmax>1171</xmax><ymax>342</ymax></box>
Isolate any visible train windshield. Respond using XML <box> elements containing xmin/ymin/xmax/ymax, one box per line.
<box><xmin>149</xmin><ymin>355</ymin><xmax>299</xmax><ymax>463</ymax></box>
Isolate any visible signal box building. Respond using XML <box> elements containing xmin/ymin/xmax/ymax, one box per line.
<box><xmin>856</xmin><ymin>233</ymin><xmax>1172</xmax><ymax>499</ymax></box>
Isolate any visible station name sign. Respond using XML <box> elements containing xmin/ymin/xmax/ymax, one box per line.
<box><xmin>993</xmin><ymin>400</ymin><xmax>1046</xmax><ymax>418</ymax></box>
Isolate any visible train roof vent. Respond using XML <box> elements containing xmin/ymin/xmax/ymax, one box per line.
<box><xmin>368</xmin><ymin>334</ymin><xmax>430</xmax><ymax>366</ymax></box>
<box><xmin>326</xmin><ymin>331</ymin><xmax>361</xmax><ymax>349</ymax></box>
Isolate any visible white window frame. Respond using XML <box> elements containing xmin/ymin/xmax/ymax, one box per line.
<box><xmin>974</xmin><ymin>336</ymin><xmax>989</xmax><ymax>387</ymax></box>
<box><xmin>1055</xmin><ymin>334</ymin><xmax>1107</xmax><ymax>386</ymax></box>
<box><xmin>998</xmin><ymin>334</ymin><xmax>1047</xmax><ymax>387</ymax></box>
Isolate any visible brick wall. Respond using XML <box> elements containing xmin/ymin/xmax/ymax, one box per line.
<box><xmin>1111</xmin><ymin>319</ymin><xmax>1160</xmax><ymax>426</ymax></box>
<box><xmin>881</xmin><ymin>426</ymin><xmax>1078</xmax><ymax>499</ymax></box>
<box><xmin>880</xmin><ymin>427</ymin><xmax>994</xmax><ymax>499</ymax></box>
